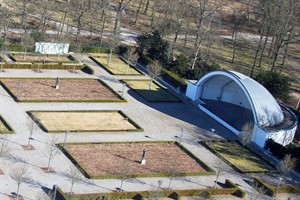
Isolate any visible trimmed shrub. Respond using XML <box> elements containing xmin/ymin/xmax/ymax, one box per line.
<box><xmin>55</xmin><ymin>178</ymin><xmax>246</xmax><ymax>200</ymax></box>
<box><xmin>161</xmin><ymin>68</ymin><xmax>187</xmax><ymax>92</ymax></box>
<box><xmin>253</xmin><ymin>177</ymin><xmax>300</xmax><ymax>196</ymax></box>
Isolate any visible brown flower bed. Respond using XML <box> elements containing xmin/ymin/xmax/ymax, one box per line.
<box><xmin>0</xmin><ymin>78</ymin><xmax>124</xmax><ymax>102</ymax></box>
<box><xmin>62</xmin><ymin>142</ymin><xmax>212</xmax><ymax>179</ymax></box>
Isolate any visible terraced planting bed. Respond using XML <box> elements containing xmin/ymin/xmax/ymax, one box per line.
<box><xmin>90</xmin><ymin>54</ymin><xmax>142</xmax><ymax>75</ymax></box>
<box><xmin>201</xmin><ymin>141</ymin><xmax>275</xmax><ymax>173</ymax></box>
<box><xmin>0</xmin><ymin>78</ymin><xmax>124</xmax><ymax>102</ymax></box>
<box><xmin>122</xmin><ymin>79</ymin><xmax>181</xmax><ymax>102</ymax></box>
<box><xmin>28</xmin><ymin>110</ymin><xmax>142</xmax><ymax>132</ymax></box>
<box><xmin>9</xmin><ymin>53</ymin><xmax>78</xmax><ymax>63</ymax></box>
<box><xmin>60</xmin><ymin>141</ymin><xmax>213</xmax><ymax>179</ymax></box>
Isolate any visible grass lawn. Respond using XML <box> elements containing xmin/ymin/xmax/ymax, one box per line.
<box><xmin>28</xmin><ymin>110</ymin><xmax>142</xmax><ymax>132</ymax></box>
<box><xmin>122</xmin><ymin>79</ymin><xmax>181</xmax><ymax>102</ymax></box>
<box><xmin>202</xmin><ymin>141</ymin><xmax>275</xmax><ymax>173</ymax></box>
<box><xmin>0</xmin><ymin>78</ymin><xmax>124</xmax><ymax>102</ymax></box>
<box><xmin>0</xmin><ymin>116</ymin><xmax>13</xmax><ymax>134</ymax></box>
<box><xmin>90</xmin><ymin>55</ymin><xmax>142</xmax><ymax>75</ymax></box>
<box><xmin>61</xmin><ymin>141</ymin><xmax>213</xmax><ymax>179</ymax></box>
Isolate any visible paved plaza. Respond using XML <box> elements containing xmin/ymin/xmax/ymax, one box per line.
<box><xmin>0</xmin><ymin>53</ymin><xmax>299</xmax><ymax>200</ymax></box>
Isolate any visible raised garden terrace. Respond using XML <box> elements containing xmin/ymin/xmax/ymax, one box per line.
<box><xmin>28</xmin><ymin>110</ymin><xmax>142</xmax><ymax>133</ymax></box>
<box><xmin>0</xmin><ymin>78</ymin><xmax>124</xmax><ymax>102</ymax></box>
<box><xmin>9</xmin><ymin>52</ymin><xmax>78</xmax><ymax>63</ymax></box>
<box><xmin>122</xmin><ymin>79</ymin><xmax>181</xmax><ymax>102</ymax></box>
<box><xmin>90</xmin><ymin>54</ymin><xmax>142</xmax><ymax>75</ymax></box>
<box><xmin>201</xmin><ymin>141</ymin><xmax>276</xmax><ymax>173</ymax></box>
<box><xmin>60</xmin><ymin>141</ymin><xmax>214</xmax><ymax>179</ymax></box>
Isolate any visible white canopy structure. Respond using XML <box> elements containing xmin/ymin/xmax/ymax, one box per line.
<box><xmin>35</xmin><ymin>42</ymin><xmax>69</xmax><ymax>54</ymax></box>
<box><xmin>186</xmin><ymin>70</ymin><xmax>298</xmax><ymax>147</ymax></box>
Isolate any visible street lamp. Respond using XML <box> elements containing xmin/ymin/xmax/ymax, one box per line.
<box><xmin>156</xmin><ymin>180</ymin><xmax>163</xmax><ymax>200</ymax></box>
<box><xmin>179</xmin><ymin>127</ymin><xmax>183</xmax><ymax>145</ymax></box>
<box><xmin>209</xmin><ymin>128</ymin><xmax>215</xmax><ymax>145</ymax></box>
<box><xmin>63</xmin><ymin>130</ymin><xmax>70</xmax><ymax>147</ymax></box>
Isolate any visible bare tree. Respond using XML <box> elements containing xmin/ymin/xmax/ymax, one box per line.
<box><xmin>107</xmin><ymin>34</ymin><xmax>120</xmax><ymax>65</ymax></box>
<box><xmin>20</xmin><ymin>35</ymin><xmax>34</xmax><ymax>60</ymax></box>
<box><xmin>116</xmin><ymin>160</ymin><xmax>130</xmax><ymax>191</ymax></box>
<box><xmin>146</xmin><ymin>60</ymin><xmax>161</xmax><ymax>90</ymax></box>
<box><xmin>124</xmin><ymin>48</ymin><xmax>138</xmax><ymax>74</ymax></box>
<box><xmin>0</xmin><ymin>138</ymin><xmax>10</xmax><ymax>158</ymax></box>
<box><xmin>10</xmin><ymin>164</ymin><xmax>30</xmax><ymax>200</ymax></box>
<box><xmin>26</xmin><ymin>117</ymin><xmax>38</xmax><ymax>146</ymax></box>
<box><xmin>165</xmin><ymin>160</ymin><xmax>179</xmax><ymax>190</ymax></box>
<box><xmin>65</xmin><ymin>166</ymin><xmax>82</xmax><ymax>194</ymax></box>
<box><xmin>70</xmin><ymin>0</ymin><xmax>90</xmax><ymax>44</ymax></box>
<box><xmin>45</xmin><ymin>137</ymin><xmax>59</xmax><ymax>171</ymax></box>
<box><xmin>248</xmin><ymin>181</ymin><xmax>266</xmax><ymax>200</ymax></box>
<box><xmin>277</xmin><ymin>154</ymin><xmax>296</xmax><ymax>176</ymax></box>
<box><xmin>213</xmin><ymin>159</ymin><xmax>226</xmax><ymax>188</ymax></box>
<box><xmin>113</xmin><ymin>0</ymin><xmax>133</xmax><ymax>36</ymax></box>
<box><xmin>239</xmin><ymin>122</ymin><xmax>253</xmax><ymax>156</ymax></box>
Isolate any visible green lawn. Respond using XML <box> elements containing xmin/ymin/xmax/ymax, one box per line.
<box><xmin>204</xmin><ymin>141</ymin><xmax>275</xmax><ymax>173</ymax></box>
<box><xmin>123</xmin><ymin>79</ymin><xmax>181</xmax><ymax>102</ymax></box>
<box><xmin>91</xmin><ymin>55</ymin><xmax>142</xmax><ymax>75</ymax></box>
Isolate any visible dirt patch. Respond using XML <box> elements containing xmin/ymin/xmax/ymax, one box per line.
<box><xmin>30</xmin><ymin>111</ymin><xmax>139</xmax><ymax>132</ymax></box>
<box><xmin>1</xmin><ymin>79</ymin><xmax>122</xmax><ymax>102</ymax></box>
<box><xmin>64</xmin><ymin>142</ymin><xmax>207</xmax><ymax>178</ymax></box>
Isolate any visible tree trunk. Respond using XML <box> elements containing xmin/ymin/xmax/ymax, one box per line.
<box><xmin>258</xmin><ymin>27</ymin><xmax>270</xmax><ymax>68</ymax></box>
<box><xmin>231</xmin><ymin>29</ymin><xmax>237</xmax><ymax>63</ymax></box>
<box><xmin>134</xmin><ymin>0</ymin><xmax>143</xmax><ymax>24</ymax></box>
<box><xmin>191</xmin><ymin>40</ymin><xmax>202</xmax><ymax>70</ymax></box>
<box><xmin>250</xmin><ymin>29</ymin><xmax>264</xmax><ymax>77</ymax></box>
<box><xmin>143</xmin><ymin>0</ymin><xmax>150</xmax><ymax>14</ymax></box>
<box><xmin>16</xmin><ymin>183</ymin><xmax>20</xmax><ymax>200</ymax></box>
<box><xmin>150</xmin><ymin>4</ymin><xmax>156</xmax><ymax>29</ymax></box>
<box><xmin>168</xmin><ymin>177</ymin><xmax>173</xmax><ymax>190</ymax></box>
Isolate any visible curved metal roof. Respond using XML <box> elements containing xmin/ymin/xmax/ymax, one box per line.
<box><xmin>197</xmin><ymin>70</ymin><xmax>284</xmax><ymax>127</ymax></box>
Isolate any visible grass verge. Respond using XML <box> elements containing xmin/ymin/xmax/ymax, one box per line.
<box><xmin>200</xmin><ymin>140</ymin><xmax>276</xmax><ymax>173</ymax></box>
<box><xmin>122</xmin><ymin>79</ymin><xmax>181</xmax><ymax>102</ymax></box>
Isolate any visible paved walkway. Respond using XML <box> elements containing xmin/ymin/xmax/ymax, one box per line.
<box><xmin>0</xmin><ymin>55</ymin><xmax>299</xmax><ymax>200</ymax></box>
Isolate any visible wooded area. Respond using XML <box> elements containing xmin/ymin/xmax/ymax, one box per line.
<box><xmin>0</xmin><ymin>0</ymin><xmax>299</xmax><ymax>104</ymax></box>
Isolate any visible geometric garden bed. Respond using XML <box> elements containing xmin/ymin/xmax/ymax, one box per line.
<box><xmin>28</xmin><ymin>110</ymin><xmax>142</xmax><ymax>132</ymax></box>
<box><xmin>59</xmin><ymin>141</ymin><xmax>214</xmax><ymax>179</ymax></box>
<box><xmin>0</xmin><ymin>78</ymin><xmax>125</xmax><ymax>102</ymax></box>
<box><xmin>200</xmin><ymin>140</ymin><xmax>276</xmax><ymax>173</ymax></box>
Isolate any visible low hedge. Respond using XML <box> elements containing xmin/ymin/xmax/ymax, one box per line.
<box><xmin>57</xmin><ymin>141</ymin><xmax>214</xmax><ymax>179</ymax></box>
<box><xmin>69</xmin><ymin>45</ymin><xmax>110</xmax><ymax>53</ymax></box>
<box><xmin>161</xmin><ymin>68</ymin><xmax>187</xmax><ymax>92</ymax></box>
<box><xmin>0</xmin><ymin>63</ymin><xmax>94</xmax><ymax>74</ymax></box>
<box><xmin>0</xmin><ymin>115</ymin><xmax>14</xmax><ymax>134</ymax></box>
<box><xmin>27</xmin><ymin>110</ymin><xmax>143</xmax><ymax>133</ymax></box>
<box><xmin>55</xmin><ymin>179</ymin><xmax>245</xmax><ymax>200</ymax></box>
<box><xmin>253</xmin><ymin>177</ymin><xmax>300</xmax><ymax>196</ymax></box>
<box><xmin>8</xmin><ymin>53</ymin><xmax>79</xmax><ymax>64</ymax></box>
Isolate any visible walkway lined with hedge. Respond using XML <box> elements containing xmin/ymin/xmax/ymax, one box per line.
<box><xmin>0</xmin><ymin>53</ymin><xmax>298</xmax><ymax>200</ymax></box>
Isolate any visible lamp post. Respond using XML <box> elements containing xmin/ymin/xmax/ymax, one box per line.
<box><xmin>63</xmin><ymin>130</ymin><xmax>70</xmax><ymax>147</ymax></box>
<box><xmin>209</xmin><ymin>128</ymin><xmax>215</xmax><ymax>145</ymax></box>
<box><xmin>156</xmin><ymin>180</ymin><xmax>163</xmax><ymax>200</ymax></box>
<box><xmin>121</xmin><ymin>82</ymin><xmax>125</xmax><ymax>97</ymax></box>
<box><xmin>179</xmin><ymin>127</ymin><xmax>183</xmax><ymax>145</ymax></box>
